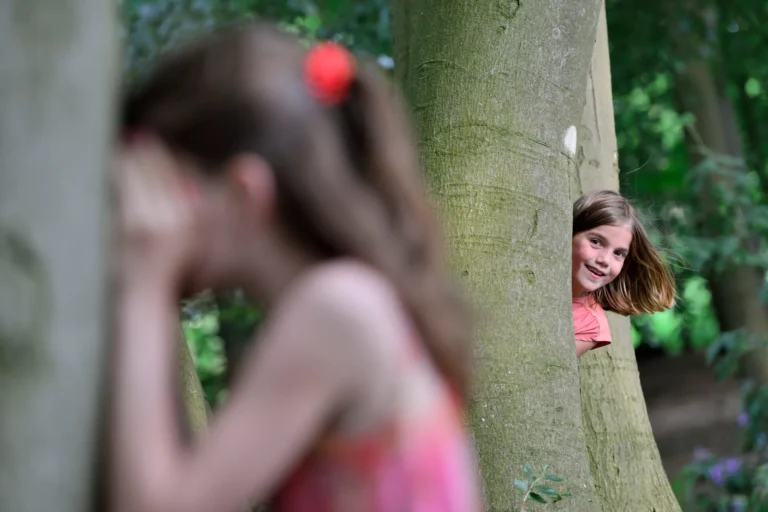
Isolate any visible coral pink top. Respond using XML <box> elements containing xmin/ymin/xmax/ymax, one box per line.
<box><xmin>572</xmin><ymin>294</ymin><xmax>611</xmax><ymax>350</ymax></box>
<box><xmin>271</xmin><ymin>333</ymin><xmax>481</xmax><ymax>512</ymax></box>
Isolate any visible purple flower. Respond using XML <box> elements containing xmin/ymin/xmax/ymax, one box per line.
<box><xmin>724</xmin><ymin>458</ymin><xmax>742</xmax><ymax>475</ymax></box>
<box><xmin>707</xmin><ymin>458</ymin><xmax>742</xmax><ymax>487</ymax></box>
<box><xmin>737</xmin><ymin>413</ymin><xmax>749</xmax><ymax>427</ymax></box>
<box><xmin>708</xmin><ymin>464</ymin><xmax>725</xmax><ymax>487</ymax></box>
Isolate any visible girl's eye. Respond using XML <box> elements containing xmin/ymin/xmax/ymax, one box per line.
<box><xmin>614</xmin><ymin>251</ymin><xmax>626</xmax><ymax>258</ymax></box>
<box><xmin>590</xmin><ymin>238</ymin><xmax>601</xmax><ymax>246</ymax></box>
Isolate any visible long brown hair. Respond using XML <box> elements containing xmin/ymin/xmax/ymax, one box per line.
<box><xmin>573</xmin><ymin>190</ymin><xmax>676</xmax><ymax>316</ymax></box>
<box><xmin>122</xmin><ymin>23</ymin><xmax>473</xmax><ymax>398</ymax></box>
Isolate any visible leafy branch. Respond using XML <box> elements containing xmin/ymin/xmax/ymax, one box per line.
<box><xmin>514</xmin><ymin>464</ymin><xmax>571</xmax><ymax>511</ymax></box>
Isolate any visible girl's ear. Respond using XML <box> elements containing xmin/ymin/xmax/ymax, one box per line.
<box><xmin>226</xmin><ymin>154</ymin><xmax>276</xmax><ymax>225</ymax></box>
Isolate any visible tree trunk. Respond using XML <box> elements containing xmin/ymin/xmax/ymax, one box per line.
<box><xmin>575</xmin><ymin>7</ymin><xmax>682</xmax><ymax>511</ymax></box>
<box><xmin>393</xmin><ymin>1</ymin><xmax>603</xmax><ymax>510</ymax></box>
<box><xmin>0</xmin><ymin>3</ymin><xmax>117</xmax><ymax>511</ymax></box>
<box><xmin>178</xmin><ymin>332</ymin><xmax>210</xmax><ymax>436</ymax></box>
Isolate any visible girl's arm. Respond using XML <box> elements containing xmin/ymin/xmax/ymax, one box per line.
<box><xmin>574</xmin><ymin>339</ymin><xmax>598</xmax><ymax>357</ymax></box>
<box><xmin>111</xmin><ymin>267</ymin><xmax>390</xmax><ymax>512</ymax></box>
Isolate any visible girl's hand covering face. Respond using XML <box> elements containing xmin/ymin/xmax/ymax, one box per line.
<box><xmin>114</xmin><ymin>135</ymin><xmax>201</xmax><ymax>286</ymax></box>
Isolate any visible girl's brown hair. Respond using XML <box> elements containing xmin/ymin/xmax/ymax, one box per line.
<box><xmin>573</xmin><ymin>190</ymin><xmax>676</xmax><ymax>316</ymax></box>
<box><xmin>122</xmin><ymin>23</ymin><xmax>473</xmax><ymax>398</ymax></box>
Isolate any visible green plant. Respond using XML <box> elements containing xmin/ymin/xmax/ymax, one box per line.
<box><xmin>182</xmin><ymin>294</ymin><xmax>228</xmax><ymax>407</ymax></box>
<box><xmin>514</xmin><ymin>464</ymin><xmax>571</xmax><ymax>510</ymax></box>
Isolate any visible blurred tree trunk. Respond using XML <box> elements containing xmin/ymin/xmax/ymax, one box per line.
<box><xmin>575</xmin><ymin>6</ymin><xmax>681</xmax><ymax>511</ymax></box>
<box><xmin>0</xmin><ymin>2</ymin><xmax>117</xmax><ymax>511</ymax></box>
<box><xmin>178</xmin><ymin>332</ymin><xmax>210</xmax><ymax>436</ymax></box>
<box><xmin>393</xmin><ymin>1</ymin><xmax>603</xmax><ymax>510</ymax></box>
<box><xmin>672</xmin><ymin>4</ymin><xmax>768</xmax><ymax>383</ymax></box>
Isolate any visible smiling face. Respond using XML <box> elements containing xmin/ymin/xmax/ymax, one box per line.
<box><xmin>571</xmin><ymin>224</ymin><xmax>633</xmax><ymax>297</ymax></box>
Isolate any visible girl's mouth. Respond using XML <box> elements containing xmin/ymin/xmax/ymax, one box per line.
<box><xmin>586</xmin><ymin>265</ymin><xmax>605</xmax><ymax>278</ymax></box>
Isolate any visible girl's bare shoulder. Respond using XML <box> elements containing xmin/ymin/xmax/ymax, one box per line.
<box><xmin>273</xmin><ymin>259</ymin><xmax>408</xmax><ymax>360</ymax></box>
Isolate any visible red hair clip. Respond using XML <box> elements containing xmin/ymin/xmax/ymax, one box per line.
<box><xmin>304</xmin><ymin>42</ymin><xmax>355</xmax><ymax>107</ymax></box>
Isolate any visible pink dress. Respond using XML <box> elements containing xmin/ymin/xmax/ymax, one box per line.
<box><xmin>572</xmin><ymin>294</ymin><xmax>612</xmax><ymax>350</ymax></box>
<box><xmin>271</xmin><ymin>334</ymin><xmax>481</xmax><ymax>512</ymax></box>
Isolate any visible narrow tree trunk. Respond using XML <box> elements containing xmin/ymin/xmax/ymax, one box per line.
<box><xmin>0</xmin><ymin>3</ymin><xmax>117</xmax><ymax>511</ymax></box>
<box><xmin>393</xmin><ymin>1</ymin><xmax>603</xmax><ymax>510</ymax></box>
<box><xmin>178</xmin><ymin>333</ymin><xmax>210</xmax><ymax>435</ymax></box>
<box><xmin>575</xmin><ymin>7</ymin><xmax>682</xmax><ymax>511</ymax></box>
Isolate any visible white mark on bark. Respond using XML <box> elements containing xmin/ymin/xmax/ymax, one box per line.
<box><xmin>564</xmin><ymin>125</ymin><xmax>577</xmax><ymax>156</ymax></box>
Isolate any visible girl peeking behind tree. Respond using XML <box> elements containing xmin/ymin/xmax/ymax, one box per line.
<box><xmin>571</xmin><ymin>190</ymin><xmax>676</xmax><ymax>357</ymax></box>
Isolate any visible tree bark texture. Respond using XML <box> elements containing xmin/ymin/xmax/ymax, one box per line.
<box><xmin>393</xmin><ymin>1</ymin><xmax>603</xmax><ymax>510</ymax></box>
<box><xmin>0</xmin><ymin>2</ymin><xmax>118</xmax><ymax>511</ymax></box>
<box><xmin>575</xmin><ymin>6</ymin><xmax>682</xmax><ymax>511</ymax></box>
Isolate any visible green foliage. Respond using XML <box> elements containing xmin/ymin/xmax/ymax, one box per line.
<box><xmin>121</xmin><ymin>0</ymin><xmax>257</xmax><ymax>79</ymax></box>
<box><xmin>122</xmin><ymin>0</ymin><xmax>392</xmax><ymax>78</ymax></box>
<box><xmin>631</xmin><ymin>276</ymin><xmax>720</xmax><ymax>354</ymax></box>
<box><xmin>605</xmin><ymin>0</ymin><xmax>768</xmax><ymax>355</ymax></box>
<box><xmin>515</xmin><ymin>464</ymin><xmax>571</xmax><ymax>510</ymax></box>
<box><xmin>217</xmin><ymin>292</ymin><xmax>262</xmax><ymax>341</ymax></box>
<box><xmin>180</xmin><ymin>291</ymin><xmax>265</xmax><ymax>407</ymax></box>
<box><xmin>181</xmin><ymin>297</ymin><xmax>228</xmax><ymax>406</ymax></box>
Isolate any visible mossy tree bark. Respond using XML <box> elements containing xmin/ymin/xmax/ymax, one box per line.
<box><xmin>575</xmin><ymin>6</ymin><xmax>682</xmax><ymax>511</ymax></box>
<box><xmin>393</xmin><ymin>1</ymin><xmax>603</xmax><ymax>510</ymax></box>
<box><xmin>0</xmin><ymin>2</ymin><xmax>118</xmax><ymax>510</ymax></box>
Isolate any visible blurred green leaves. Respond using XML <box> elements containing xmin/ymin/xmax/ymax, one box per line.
<box><xmin>182</xmin><ymin>301</ymin><xmax>228</xmax><ymax>406</ymax></box>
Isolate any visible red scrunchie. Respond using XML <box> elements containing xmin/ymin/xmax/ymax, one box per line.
<box><xmin>304</xmin><ymin>42</ymin><xmax>355</xmax><ymax>106</ymax></box>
